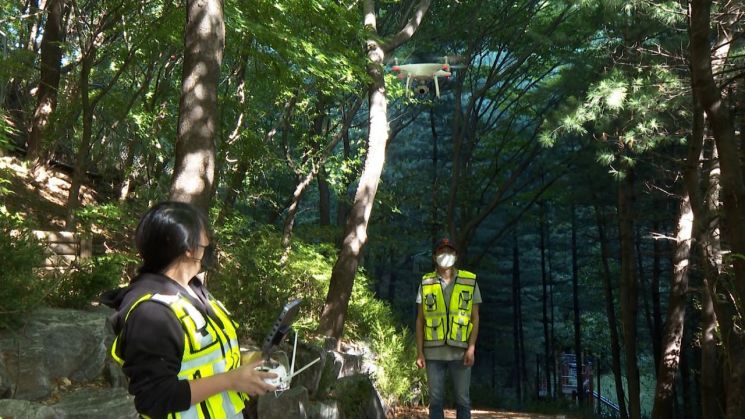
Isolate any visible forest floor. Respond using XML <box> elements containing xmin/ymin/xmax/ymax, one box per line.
<box><xmin>389</xmin><ymin>407</ymin><xmax>579</xmax><ymax>418</ymax></box>
<box><xmin>1</xmin><ymin>156</ymin><xmax>96</xmax><ymax>228</ymax></box>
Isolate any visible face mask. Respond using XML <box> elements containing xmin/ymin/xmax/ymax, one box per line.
<box><xmin>436</xmin><ymin>252</ymin><xmax>456</xmax><ymax>269</ymax></box>
<box><xmin>199</xmin><ymin>244</ymin><xmax>215</xmax><ymax>272</ymax></box>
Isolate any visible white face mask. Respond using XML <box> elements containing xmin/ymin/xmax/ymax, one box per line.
<box><xmin>436</xmin><ymin>252</ymin><xmax>457</xmax><ymax>269</ymax></box>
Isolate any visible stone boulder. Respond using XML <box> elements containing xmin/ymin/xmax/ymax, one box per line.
<box><xmin>291</xmin><ymin>343</ymin><xmax>326</xmax><ymax>397</ymax></box>
<box><xmin>257</xmin><ymin>385</ymin><xmax>309</xmax><ymax>419</ymax></box>
<box><xmin>0</xmin><ymin>399</ymin><xmax>64</xmax><ymax>419</ymax></box>
<box><xmin>0</xmin><ymin>307</ymin><xmax>113</xmax><ymax>400</ymax></box>
<box><xmin>50</xmin><ymin>387</ymin><xmax>137</xmax><ymax>419</ymax></box>
<box><xmin>307</xmin><ymin>399</ymin><xmax>345</xmax><ymax>419</ymax></box>
<box><xmin>333</xmin><ymin>375</ymin><xmax>386</xmax><ymax>419</ymax></box>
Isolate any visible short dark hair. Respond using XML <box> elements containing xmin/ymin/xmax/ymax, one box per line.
<box><xmin>135</xmin><ymin>201</ymin><xmax>209</xmax><ymax>275</ymax></box>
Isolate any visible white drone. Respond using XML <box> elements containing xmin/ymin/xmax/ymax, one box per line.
<box><xmin>390</xmin><ymin>57</ymin><xmax>453</xmax><ymax>98</ymax></box>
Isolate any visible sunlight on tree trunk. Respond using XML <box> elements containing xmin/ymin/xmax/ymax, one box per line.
<box><xmin>651</xmin><ymin>194</ymin><xmax>692</xmax><ymax>419</ymax></box>
<box><xmin>170</xmin><ymin>0</ymin><xmax>224</xmax><ymax>212</ymax></box>
<box><xmin>690</xmin><ymin>2</ymin><xmax>745</xmax><ymax>417</ymax></box>
<box><xmin>27</xmin><ymin>0</ymin><xmax>65</xmax><ymax>166</ymax></box>
<box><xmin>318</xmin><ymin>0</ymin><xmax>431</xmax><ymax>341</ymax></box>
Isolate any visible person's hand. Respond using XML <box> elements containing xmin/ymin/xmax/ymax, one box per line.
<box><xmin>229</xmin><ymin>360</ymin><xmax>277</xmax><ymax>396</ymax></box>
<box><xmin>416</xmin><ymin>353</ymin><xmax>426</xmax><ymax>369</ymax></box>
<box><xmin>463</xmin><ymin>346</ymin><xmax>475</xmax><ymax>367</ymax></box>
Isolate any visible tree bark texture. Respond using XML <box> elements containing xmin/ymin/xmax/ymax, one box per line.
<box><xmin>26</xmin><ymin>0</ymin><xmax>65</xmax><ymax>164</ymax></box>
<box><xmin>618</xmin><ymin>169</ymin><xmax>641</xmax><ymax>419</ymax></box>
<box><xmin>65</xmin><ymin>51</ymin><xmax>94</xmax><ymax>228</ymax></box>
<box><xmin>318</xmin><ymin>0</ymin><xmax>430</xmax><ymax>340</ymax></box>
<box><xmin>595</xmin><ymin>205</ymin><xmax>629</xmax><ymax>419</ymax></box>
<box><xmin>170</xmin><ymin>0</ymin><xmax>225</xmax><ymax>212</ymax></box>
<box><xmin>690</xmin><ymin>3</ymin><xmax>745</xmax><ymax>417</ymax></box>
<box><xmin>651</xmin><ymin>193</ymin><xmax>693</xmax><ymax>419</ymax></box>
<box><xmin>512</xmin><ymin>229</ymin><xmax>524</xmax><ymax>402</ymax></box>
<box><xmin>540</xmin><ymin>199</ymin><xmax>552</xmax><ymax>398</ymax></box>
<box><xmin>690</xmin><ymin>0</ymin><xmax>745</xmax><ymax>315</ymax></box>
<box><xmin>571</xmin><ymin>204</ymin><xmax>583</xmax><ymax>404</ymax></box>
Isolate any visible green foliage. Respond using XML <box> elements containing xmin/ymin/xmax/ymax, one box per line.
<box><xmin>367</xmin><ymin>320</ymin><xmax>426</xmax><ymax>405</ymax></box>
<box><xmin>209</xmin><ymin>213</ymin><xmax>422</xmax><ymax>404</ymax></box>
<box><xmin>45</xmin><ymin>254</ymin><xmax>132</xmax><ymax>309</ymax></box>
<box><xmin>0</xmin><ymin>208</ymin><xmax>46</xmax><ymax>330</ymax></box>
<box><xmin>0</xmin><ymin>110</ymin><xmax>16</xmax><ymax>152</ymax></box>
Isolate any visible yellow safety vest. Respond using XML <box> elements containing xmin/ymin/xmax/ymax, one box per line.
<box><xmin>112</xmin><ymin>292</ymin><xmax>247</xmax><ymax>419</ymax></box>
<box><xmin>421</xmin><ymin>270</ymin><xmax>476</xmax><ymax>348</ymax></box>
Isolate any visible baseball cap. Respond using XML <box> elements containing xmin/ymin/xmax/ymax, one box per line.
<box><xmin>434</xmin><ymin>238</ymin><xmax>457</xmax><ymax>254</ymax></box>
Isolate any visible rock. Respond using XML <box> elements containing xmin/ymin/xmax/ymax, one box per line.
<box><xmin>315</xmin><ymin>351</ymin><xmax>342</xmax><ymax>398</ymax></box>
<box><xmin>333</xmin><ymin>375</ymin><xmax>386</xmax><ymax>419</ymax></box>
<box><xmin>291</xmin><ymin>343</ymin><xmax>326</xmax><ymax>397</ymax></box>
<box><xmin>50</xmin><ymin>387</ymin><xmax>137</xmax><ymax>419</ymax></box>
<box><xmin>257</xmin><ymin>385</ymin><xmax>309</xmax><ymax>419</ymax></box>
<box><xmin>0</xmin><ymin>307</ymin><xmax>113</xmax><ymax>400</ymax></box>
<box><xmin>0</xmin><ymin>399</ymin><xmax>64</xmax><ymax>419</ymax></box>
<box><xmin>307</xmin><ymin>399</ymin><xmax>345</xmax><ymax>419</ymax></box>
<box><xmin>337</xmin><ymin>352</ymin><xmax>365</xmax><ymax>378</ymax></box>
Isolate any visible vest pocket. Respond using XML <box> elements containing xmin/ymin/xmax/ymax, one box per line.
<box><xmin>424</xmin><ymin>293</ymin><xmax>438</xmax><ymax>311</ymax></box>
<box><xmin>426</xmin><ymin>317</ymin><xmax>444</xmax><ymax>340</ymax></box>
<box><xmin>458</xmin><ymin>290</ymin><xmax>472</xmax><ymax>311</ymax></box>
<box><xmin>449</xmin><ymin>316</ymin><xmax>470</xmax><ymax>342</ymax></box>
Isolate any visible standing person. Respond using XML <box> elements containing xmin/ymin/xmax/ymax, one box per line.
<box><xmin>102</xmin><ymin>201</ymin><xmax>276</xmax><ymax>418</ymax></box>
<box><xmin>416</xmin><ymin>238</ymin><xmax>481</xmax><ymax>419</ymax></box>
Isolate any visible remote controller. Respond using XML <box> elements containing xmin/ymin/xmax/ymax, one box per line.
<box><xmin>256</xmin><ymin>361</ymin><xmax>289</xmax><ymax>390</ymax></box>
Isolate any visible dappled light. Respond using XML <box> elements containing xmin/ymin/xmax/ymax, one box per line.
<box><xmin>3</xmin><ymin>0</ymin><xmax>745</xmax><ymax>417</ymax></box>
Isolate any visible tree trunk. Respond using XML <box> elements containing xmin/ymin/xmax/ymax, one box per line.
<box><xmin>571</xmin><ymin>204</ymin><xmax>583</xmax><ymax>404</ymax></box>
<box><xmin>690</xmin><ymin>0</ymin><xmax>745</xmax><ymax>316</ymax></box>
<box><xmin>336</xmin><ymin>129</ymin><xmax>352</xmax><ymax>226</ymax></box>
<box><xmin>280</xmin><ymin>97</ymin><xmax>360</xmax><ymax>263</ymax></box>
<box><xmin>685</xmin><ymin>101</ymin><xmax>723</xmax><ymax>419</ymax></box>
<box><xmin>650</xmin><ymin>192</ymin><xmax>693</xmax><ymax>419</ymax></box>
<box><xmin>318</xmin><ymin>167</ymin><xmax>330</xmax><ymax>225</ymax></box>
<box><xmin>540</xmin><ymin>199</ymin><xmax>552</xmax><ymax>398</ymax></box>
<box><xmin>26</xmin><ymin>0</ymin><xmax>65</xmax><ymax>165</ymax></box>
<box><xmin>430</xmin><ymin>106</ymin><xmax>440</xmax><ymax>242</ymax></box>
<box><xmin>595</xmin><ymin>205</ymin><xmax>629</xmax><ymax>419</ymax></box>
<box><xmin>652</xmin><ymin>220</ymin><xmax>663</xmax><ymax>370</ymax></box>
<box><xmin>680</xmin><ymin>329</ymin><xmax>691</xmax><ymax>419</ymax></box>
<box><xmin>65</xmin><ymin>51</ymin><xmax>94</xmax><ymax>228</ymax></box>
<box><xmin>618</xmin><ymin>169</ymin><xmax>641</xmax><ymax>419</ymax></box>
<box><xmin>318</xmin><ymin>0</ymin><xmax>430</xmax><ymax>341</ymax></box>
<box><xmin>317</xmin><ymin>47</ymin><xmax>385</xmax><ymax>338</ymax></box>
<box><xmin>690</xmin><ymin>3</ymin><xmax>745</xmax><ymax>417</ymax></box>
<box><xmin>169</xmin><ymin>0</ymin><xmax>224</xmax><ymax>212</ymax></box>
<box><xmin>512</xmin><ymin>227</ymin><xmax>523</xmax><ymax>403</ymax></box>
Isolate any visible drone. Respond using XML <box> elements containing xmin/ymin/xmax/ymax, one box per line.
<box><xmin>390</xmin><ymin>56</ymin><xmax>457</xmax><ymax>98</ymax></box>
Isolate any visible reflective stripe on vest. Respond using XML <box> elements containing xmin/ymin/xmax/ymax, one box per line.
<box><xmin>421</xmin><ymin>270</ymin><xmax>476</xmax><ymax>349</ymax></box>
<box><xmin>111</xmin><ymin>292</ymin><xmax>246</xmax><ymax>418</ymax></box>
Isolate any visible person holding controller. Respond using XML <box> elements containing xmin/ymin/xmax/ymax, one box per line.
<box><xmin>103</xmin><ymin>201</ymin><xmax>276</xmax><ymax>418</ymax></box>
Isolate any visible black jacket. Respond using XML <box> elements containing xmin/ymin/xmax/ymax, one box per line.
<box><xmin>102</xmin><ymin>273</ymin><xmax>219</xmax><ymax>418</ymax></box>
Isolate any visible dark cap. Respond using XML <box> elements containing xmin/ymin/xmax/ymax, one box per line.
<box><xmin>434</xmin><ymin>238</ymin><xmax>457</xmax><ymax>254</ymax></box>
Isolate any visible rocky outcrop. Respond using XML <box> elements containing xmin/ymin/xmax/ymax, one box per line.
<box><xmin>0</xmin><ymin>399</ymin><xmax>63</xmax><ymax>419</ymax></box>
<box><xmin>0</xmin><ymin>307</ymin><xmax>388</xmax><ymax>419</ymax></box>
<box><xmin>0</xmin><ymin>307</ymin><xmax>117</xmax><ymax>401</ymax></box>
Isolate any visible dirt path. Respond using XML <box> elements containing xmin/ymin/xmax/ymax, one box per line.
<box><xmin>390</xmin><ymin>407</ymin><xmax>576</xmax><ymax>418</ymax></box>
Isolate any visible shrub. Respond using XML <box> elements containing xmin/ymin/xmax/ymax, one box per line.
<box><xmin>0</xmin><ymin>207</ymin><xmax>46</xmax><ymax>329</ymax></box>
<box><xmin>45</xmin><ymin>253</ymin><xmax>132</xmax><ymax>309</ymax></box>
<box><xmin>209</xmin><ymin>214</ymin><xmax>423</xmax><ymax>405</ymax></box>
